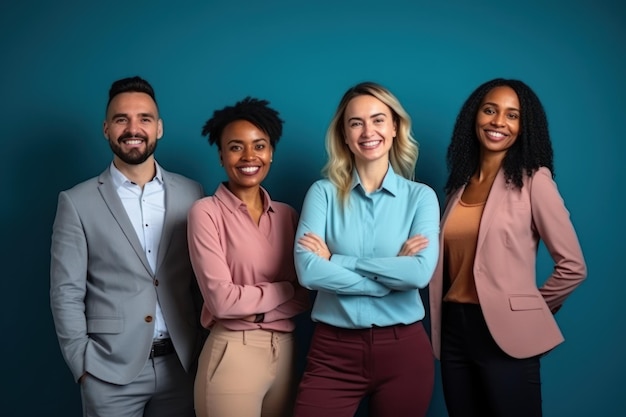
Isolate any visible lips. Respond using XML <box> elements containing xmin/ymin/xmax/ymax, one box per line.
<box><xmin>359</xmin><ymin>140</ymin><xmax>382</xmax><ymax>149</ymax></box>
<box><xmin>118</xmin><ymin>133</ymin><xmax>148</xmax><ymax>146</ymax></box>
<box><xmin>123</xmin><ymin>138</ymin><xmax>144</xmax><ymax>145</ymax></box>
<box><xmin>237</xmin><ymin>166</ymin><xmax>261</xmax><ymax>175</ymax></box>
<box><xmin>484</xmin><ymin>130</ymin><xmax>508</xmax><ymax>141</ymax></box>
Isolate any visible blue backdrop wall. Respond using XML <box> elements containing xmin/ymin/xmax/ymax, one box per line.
<box><xmin>1</xmin><ymin>1</ymin><xmax>624</xmax><ymax>416</ymax></box>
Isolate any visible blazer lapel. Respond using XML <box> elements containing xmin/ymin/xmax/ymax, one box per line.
<box><xmin>97</xmin><ymin>169</ymin><xmax>153</xmax><ymax>276</ymax></box>
<box><xmin>155</xmin><ymin>169</ymin><xmax>178</xmax><ymax>273</ymax></box>
<box><xmin>475</xmin><ymin>168</ymin><xmax>508</xmax><ymax>252</ymax></box>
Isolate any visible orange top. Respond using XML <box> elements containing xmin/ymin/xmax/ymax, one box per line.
<box><xmin>442</xmin><ymin>199</ymin><xmax>485</xmax><ymax>304</ymax></box>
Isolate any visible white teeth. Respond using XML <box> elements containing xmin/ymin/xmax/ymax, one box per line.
<box><xmin>125</xmin><ymin>139</ymin><xmax>143</xmax><ymax>145</ymax></box>
<box><xmin>360</xmin><ymin>140</ymin><xmax>381</xmax><ymax>148</ymax></box>
<box><xmin>239</xmin><ymin>166</ymin><xmax>259</xmax><ymax>173</ymax></box>
<box><xmin>487</xmin><ymin>131</ymin><xmax>505</xmax><ymax>138</ymax></box>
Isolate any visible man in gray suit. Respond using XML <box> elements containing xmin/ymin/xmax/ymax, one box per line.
<box><xmin>50</xmin><ymin>76</ymin><xmax>205</xmax><ymax>417</ymax></box>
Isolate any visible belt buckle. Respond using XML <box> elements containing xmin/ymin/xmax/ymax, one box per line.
<box><xmin>150</xmin><ymin>338</ymin><xmax>173</xmax><ymax>358</ymax></box>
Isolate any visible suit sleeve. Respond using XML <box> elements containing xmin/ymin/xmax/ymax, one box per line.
<box><xmin>49</xmin><ymin>191</ymin><xmax>88</xmax><ymax>382</ymax></box>
<box><xmin>189</xmin><ymin>183</ymin><xmax>208</xmax><ymax>334</ymax></box>
<box><xmin>532</xmin><ymin>168</ymin><xmax>587</xmax><ymax>311</ymax></box>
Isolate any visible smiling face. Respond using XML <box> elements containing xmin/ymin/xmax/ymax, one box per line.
<box><xmin>219</xmin><ymin>119</ymin><xmax>273</xmax><ymax>197</ymax></box>
<box><xmin>103</xmin><ymin>92</ymin><xmax>162</xmax><ymax>167</ymax></box>
<box><xmin>475</xmin><ymin>86</ymin><xmax>520</xmax><ymax>157</ymax></box>
<box><xmin>343</xmin><ymin>94</ymin><xmax>397</xmax><ymax>168</ymax></box>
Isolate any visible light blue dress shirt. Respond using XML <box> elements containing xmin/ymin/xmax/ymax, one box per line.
<box><xmin>294</xmin><ymin>165</ymin><xmax>440</xmax><ymax>328</ymax></box>
<box><xmin>110</xmin><ymin>162</ymin><xmax>168</xmax><ymax>340</ymax></box>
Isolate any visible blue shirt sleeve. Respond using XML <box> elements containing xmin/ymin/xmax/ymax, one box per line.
<box><xmin>332</xmin><ymin>185</ymin><xmax>440</xmax><ymax>291</ymax></box>
<box><xmin>293</xmin><ymin>169</ymin><xmax>441</xmax><ymax>329</ymax></box>
<box><xmin>294</xmin><ymin>181</ymin><xmax>391</xmax><ymax>297</ymax></box>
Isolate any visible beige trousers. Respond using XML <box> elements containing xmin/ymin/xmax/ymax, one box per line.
<box><xmin>194</xmin><ymin>324</ymin><xmax>296</xmax><ymax>417</ymax></box>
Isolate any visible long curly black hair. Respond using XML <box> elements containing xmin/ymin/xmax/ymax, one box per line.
<box><xmin>201</xmin><ymin>97</ymin><xmax>283</xmax><ymax>149</ymax></box>
<box><xmin>445</xmin><ymin>78</ymin><xmax>554</xmax><ymax>194</ymax></box>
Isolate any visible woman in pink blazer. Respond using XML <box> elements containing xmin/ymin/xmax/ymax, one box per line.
<box><xmin>429</xmin><ymin>78</ymin><xmax>587</xmax><ymax>417</ymax></box>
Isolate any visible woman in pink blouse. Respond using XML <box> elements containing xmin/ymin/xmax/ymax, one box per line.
<box><xmin>188</xmin><ymin>97</ymin><xmax>310</xmax><ymax>417</ymax></box>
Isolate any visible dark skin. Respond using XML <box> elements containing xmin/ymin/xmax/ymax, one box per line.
<box><xmin>463</xmin><ymin>86</ymin><xmax>521</xmax><ymax>204</ymax></box>
<box><xmin>461</xmin><ymin>157</ymin><xmax>501</xmax><ymax>204</ymax></box>
<box><xmin>218</xmin><ymin>120</ymin><xmax>273</xmax><ymax>226</ymax></box>
<box><xmin>218</xmin><ymin>120</ymin><xmax>277</xmax><ymax>322</ymax></box>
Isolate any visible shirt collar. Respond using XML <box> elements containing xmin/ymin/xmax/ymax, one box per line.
<box><xmin>351</xmin><ymin>163</ymin><xmax>400</xmax><ymax>197</ymax></box>
<box><xmin>214</xmin><ymin>183</ymin><xmax>275</xmax><ymax>213</ymax></box>
<box><xmin>109</xmin><ymin>161</ymin><xmax>163</xmax><ymax>189</ymax></box>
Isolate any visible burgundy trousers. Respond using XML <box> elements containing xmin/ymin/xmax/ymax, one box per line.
<box><xmin>293</xmin><ymin>321</ymin><xmax>434</xmax><ymax>417</ymax></box>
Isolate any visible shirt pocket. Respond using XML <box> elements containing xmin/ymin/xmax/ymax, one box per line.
<box><xmin>509</xmin><ymin>295</ymin><xmax>543</xmax><ymax>311</ymax></box>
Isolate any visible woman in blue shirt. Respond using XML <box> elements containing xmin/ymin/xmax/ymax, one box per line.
<box><xmin>293</xmin><ymin>82</ymin><xmax>440</xmax><ymax>417</ymax></box>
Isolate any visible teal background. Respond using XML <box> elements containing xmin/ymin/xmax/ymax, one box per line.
<box><xmin>1</xmin><ymin>0</ymin><xmax>624</xmax><ymax>415</ymax></box>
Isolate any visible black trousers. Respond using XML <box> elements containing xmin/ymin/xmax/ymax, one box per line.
<box><xmin>440</xmin><ymin>302</ymin><xmax>542</xmax><ymax>417</ymax></box>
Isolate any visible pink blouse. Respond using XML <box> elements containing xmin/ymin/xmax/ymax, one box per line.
<box><xmin>188</xmin><ymin>183</ymin><xmax>309</xmax><ymax>332</ymax></box>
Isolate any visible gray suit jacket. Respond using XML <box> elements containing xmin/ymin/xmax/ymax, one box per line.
<box><xmin>50</xmin><ymin>165</ymin><xmax>204</xmax><ymax>385</ymax></box>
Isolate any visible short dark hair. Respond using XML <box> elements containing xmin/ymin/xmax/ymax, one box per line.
<box><xmin>445</xmin><ymin>78</ymin><xmax>554</xmax><ymax>193</ymax></box>
<box><xmin>201</xmin><ymin>97</ymin><xmax>283</xmax><ymax>149</ymax></box>
<box><xmin>106</xmin><ymin>76</ymin><xmax>158</xmax><ymax>111</ymax></box>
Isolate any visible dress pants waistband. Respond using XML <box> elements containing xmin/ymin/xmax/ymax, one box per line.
<box><xmin>209</xmin><ymin>323</ymin><xmax>293</xmax><ymax>345</ymax></box>
<box><xmin>316</xmin><ymin>321</ymin><xmax>423</xmax><ymax>343</ymax></box>
<box><xmin>442</xmin><ymin>301</ymin><xmax>483</xmax><ymax>315</ymax></box>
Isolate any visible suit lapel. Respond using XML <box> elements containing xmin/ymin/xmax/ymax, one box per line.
<box><xmin>97</xmin><ymin>169</ymin><xmax>153</xmax><ymax>276</ymax></box>
<box><xmin>476</xmin><ymin>168</ymin><xmax>508</xmax><ymax>251</ymax></box>
<box><xmin>156</xmin><ymin>169</ymin><xmax>177</xmax><ymax>273</ymax></box>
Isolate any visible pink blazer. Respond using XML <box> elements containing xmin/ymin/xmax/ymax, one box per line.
<box><xmin>429</xmin><ymin>167</ymin><xmax>587</xmax><ymax>359</ymax></box>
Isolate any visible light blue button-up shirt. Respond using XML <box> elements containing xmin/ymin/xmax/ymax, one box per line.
<box><xmin>110</xmin><ymin>162</ymin><xmax>168</xmax><ymax>340</ymax></box>
<box><xmin>294</xmin><ymin>166</ymin><xmax>440</xmax><ymax>328</ymax></box>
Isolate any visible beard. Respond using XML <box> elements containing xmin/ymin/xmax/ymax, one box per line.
<box><xmin>108</xmin><ymin>133</ymin><xmax>157</xmax><ymax>165</ymax></box>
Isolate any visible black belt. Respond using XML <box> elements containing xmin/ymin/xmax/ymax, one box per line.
<box><xmin>150</xmin><ymin>338</ymin><xmax>174</xmax><ymax>358</ymax></box>
<box><xmin>317</xmin><ymin>322</ymin><xmax>422</xmax><ymax>342</ymax></box>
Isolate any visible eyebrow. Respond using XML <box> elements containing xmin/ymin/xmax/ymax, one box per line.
<box><xmin>347</xmin><ymin>112</ymin><xmax>388</xmax><ymax>122</ymax></box>
<box><xmin>111</xmin><ymin>112</ymin><xmax>157</xmax><ymax>119</ymax></box>
<box><xmin>225</xmin><ymin>138</ymin><xmax>269</xmax><ymax>145</ymax></box>
<box><xmin>482</xmin><ymin>102</ymin><xmax>520</xmax><ymax>112</ymax></box>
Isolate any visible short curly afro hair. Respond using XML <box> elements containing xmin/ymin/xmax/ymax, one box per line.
<box><xmin>201</xmin><ymin>97</ymin><xmax>283</xmax><ymax>150</ymax></box>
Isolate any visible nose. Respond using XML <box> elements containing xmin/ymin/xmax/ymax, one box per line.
<box><xmin>362</xmin><ymin>121</ymin><xmax>375</xmax><ymax>137</ymax></box>
<box><xmin>490</xmin><ymin>113</ymin><xmax>506</xmax><ymax>127</ymax></box>
<box><xmin>126</xmin><ymin>117</ymin><xmax>141</xmax><ymax>135</ymax></box>
<box><xmin>242</xmin><ymin>146</ymin><xmax>256</xmax><ymax>160</ymax></box>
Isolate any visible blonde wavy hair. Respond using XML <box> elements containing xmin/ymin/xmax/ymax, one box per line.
<box><xmin>323</xmin><ymin>81</ymin><xmax>419</xmax><ymax>206</ymax></box>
